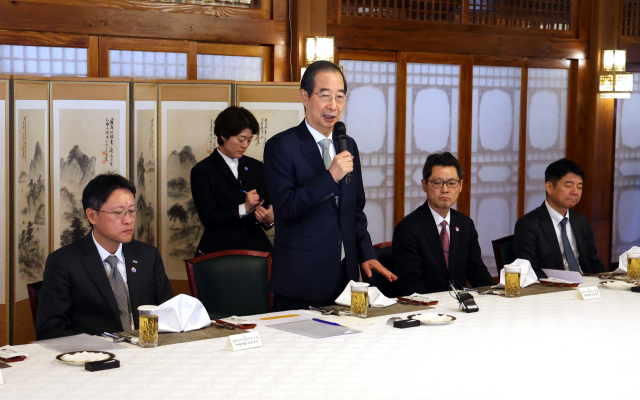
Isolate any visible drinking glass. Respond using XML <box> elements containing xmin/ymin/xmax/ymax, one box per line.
<box><xmin>504</xmin><ymin>266</ymin><xmax>521</xmax><ymax>297</ymax></box>
<box><xmin>138</xmin><ymin>305</ymin><xmax>160</xmax><ymax>348</ymax></box>
<box><xmin>350</xmin><ymin>282</ymin><xmax>369</xmax><ymax>318</ymax></box>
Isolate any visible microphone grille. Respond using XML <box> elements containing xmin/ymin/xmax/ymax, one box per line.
<box><xmin>333</xmin><ymin>121</ymin><xmax>346</xmax><ymax>138</ymax></box>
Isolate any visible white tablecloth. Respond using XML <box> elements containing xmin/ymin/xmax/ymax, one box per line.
<box><xmin>2</xmin><ymin>277</ymin><xmax>639</xmax><ymax>400</ymax></box>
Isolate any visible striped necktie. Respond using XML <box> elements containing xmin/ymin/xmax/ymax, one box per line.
<box><xmin>105</xmin><ymin>255</ymin><xmax>132</xmax><ymax>331</ymax></box>
<box><xmin>560</xmin><ymin>218</ymin><xmax>581</xmax><ymax>273</ymax></box>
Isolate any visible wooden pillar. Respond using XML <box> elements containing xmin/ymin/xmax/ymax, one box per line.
<box><xmin>291</xmin><ymin>0</ymin><xmax>328</xmax><ymax>81</ymax></box>
<box><xmin>566</xmin><ymin>0</ymin><xmax>618</xmax><ymax>269</ymax></box>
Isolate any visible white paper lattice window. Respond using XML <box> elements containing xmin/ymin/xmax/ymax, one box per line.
<box><xmin>0</xmin><ymin>45</ymin><xmax>87</xmax><ymax>77</ymax></box>
<box><xmin>197</xmin><ymin>55</ymin><xmax>262</xmax><ymax>81</ymax></box>
<box><xmin>470</xmin><ymin>66</ymin><xmax>521</xmax><ymax>276</ymax></box>
<box><xmin>612</xmin><ymin>73</ymin><xmax>640</xmax><ymax>261</ymax></box>
<box><xmin>340</xmin><ymin>60</ymin><xmax>396</xmax><ymax>244</ymax></box>
<box><xmin>405</xmin><ymin>63</ymin><xmax>460</xmax><ymax>215</ymax></box>
<box><xmin>110</xmin><ymin>50</ymin><xmax>187</xmax><ymax>79</ymax></box>
<box><xmin>525</xmin><ymin>68</ymin><xmax>568</xmax><ymax>213</ymax></box>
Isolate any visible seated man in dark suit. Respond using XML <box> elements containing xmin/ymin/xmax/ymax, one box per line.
<box><xmin>393</xmin><ymin>152</ymin><xmax>494</xmax><ymax>294</ymax></box>
<box><xmin>36</xmin><ymin>173</ymin><xmax>174</xmax><ymax>340</ymax></box>
<box><xmin>513</xmin><ymin>158</ymin><xmax>606</xmax><ymax>278</ymax></box>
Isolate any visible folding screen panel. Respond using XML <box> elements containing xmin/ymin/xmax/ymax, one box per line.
<box><xmin>405</xmin><ymin>63</ymin><xmax>460</xmax><ymax>214</ymax></box>
<box><xmin>525</xmin><ymin>68</ymin><xmax>568</xmax><ymax>213</ymax></box>
<box><xmin>159</xmin><ymin>83</ymin><xmax>231</xmax><ymax>281</ymax></box>
<box><xmin>470</xmin><ymin>66</ymin><xmax>521</xmax><ymax>275</ymax></box>
<box><xmin>235</xmin><ymin>82</ymin><xmax>304</xmax><ymax>162</ymax></box>
<box><xmin>132</xmin><ymin>83</ymin><xmax>159</xmax><ymax>247</ymax></box>
<box><xmin>612</xmin><ymin>74</ymin><xmax>640</xmax><ymax>261</ymax></box>
<box><xmin>50</xmin><ymin>81</ymin><xmax>129</xmax><ymax>251</ymax></box>
<box><xmin>0</xmin><ymin>78</ymin><xmax>7</xmax><ymax>346</ymax></box>
<box><xmin>12</xmin><ymin>79</ymin><xmax>50</xmax><ymax>344</ymax></box>
<box><xmin>339</xmin><ymin>60</ymin><xmax>397</xmax><ymax>244</ymax></box>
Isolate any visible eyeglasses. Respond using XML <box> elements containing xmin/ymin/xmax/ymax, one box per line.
<box><xmin>313</xmin><ymin>92</ymin><xmax>347</xmax><ymax>104</ymax></box>
<box><xmin>428</xmin><ymin>179</ymin><xmax>461</xmax><ymax>189</ymax></box>
<box><xmin>95</xmin><ymin>208</ymin><xmax>137</xmax><ymax>220</ymax></box>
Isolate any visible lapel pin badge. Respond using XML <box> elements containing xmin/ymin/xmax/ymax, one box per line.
<box><xmin>133</xmin><ymin>260</ymin><xmax>138</xmax><ymax>264</ymax></box>
<box><xmin>455</xmin><ymin>227</ymin><xmax>459</xmax><ymax>232</ymax></box>
<box><xmin>131</xmin><ymin>267</ymin><xmax>137</xmax><ymax>273</ymax></box>
<box><xmin>244</xmin><ymin>166</ymin><xmax>249</xmax><ymax>171</ymax></box>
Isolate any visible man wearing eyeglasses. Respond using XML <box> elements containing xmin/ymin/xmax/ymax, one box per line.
<box><xmin>36</xmin><ymin>173</ymin><xmax>173</xmax><ymax>340</ymax></box>
<box><xmin>264</xmin><ymin>60</ymin><xmax>396</xmax><ymax>311</ymax></box>
<box><xmin>393</xmin><ymin>152</ymin><xmax>494</xmax><ymax>294</ymax></box>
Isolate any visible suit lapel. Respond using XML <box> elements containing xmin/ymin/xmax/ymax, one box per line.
<box><xmin>80</xmin><ymin>233</ymin><xmax>121</xmax><ymax>323</ymax></box>
<box><xmin>418</xmin><ymin>203</ymin><xmax>450</xmax><ymax>279</ymax></box>
<box><xmin>299</xmin><ymin>121</ymin><xmax>328</xmax><ymax>179</ymax></box>
<box><xmin>211</xmin><ymin>150</ymin><xmax>241</xmax><ymax>188</ymax></box>
<box><xmin>237</xmin><ymin>157</ymin><xmax>250</xmax><ymax>188</ymax></box>
<box><xmin>538</xmin><ymin>205</ymin><xmax>564</xmax><ymax>269</ymax></box>
<box><xmin>569</xmin><ymin>215</ymin><xmax>589</xmax><ymax>271</ymax></box>
<box><xmin>448</xmin><ymin>211</ymin><xmax>462</xmax><ymax>277</ymax></box>
<box><xmin>123</xmin><ymin>243</ymin><xmax>141</xmax><ymax>313</ymax></box>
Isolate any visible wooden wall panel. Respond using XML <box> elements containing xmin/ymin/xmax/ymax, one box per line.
<box><xmin>13</xmin><ymin>299</ymin><xmax>35</xmax><ymax>345</ymax></box>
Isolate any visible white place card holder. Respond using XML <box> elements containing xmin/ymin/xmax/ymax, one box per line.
<box><xmin>578</xmin><ymin>286</ymin><xmax>601</xmax><ymax>300</ymax></box>
<box><xmin>224</xmin><ymin>332</ymin><xmax>263</xmax><ymax>351</ymax></box>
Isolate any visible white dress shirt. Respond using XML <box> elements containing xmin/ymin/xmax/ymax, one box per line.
<box><xmin>428</xmin><ymin>203</ymin><xmax>451</xmax><ymax>237</ymax></box>
<box><xmin>92</xmin><ymin>232</ymin><xmax>134</xmax><ymax>330</ymax></box>
<box><xmin>217</xmin><ymin>148</ymin><xmax>247</xmax><ymax>217</ymax></box>
<box><xmin>545</xmin><ymin>200</ymin><xmax>582</xmax><ymax>272</ymax></box>
<box><xmin>306</xmin><ymin>120</ymin><xmax>336</xmax><ymax>161</ymax></box>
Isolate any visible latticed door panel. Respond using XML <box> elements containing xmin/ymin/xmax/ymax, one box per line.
<box><xmin>342</xmin><ymin>0</ymin><xmax>462</xmax><ymax>22</ymax></box>
<box><xmin>468</xmin><ymin>0</ymin><xmax>571</xmax><ymax>30</ymax></box>
<box><xmin>623</xmin><ymin>1</ymin><xmax>640</xmax><ymax>37</ymax></box>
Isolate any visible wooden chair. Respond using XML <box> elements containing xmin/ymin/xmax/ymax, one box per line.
<box><xmin>360</xmin><ymin>242</ymin><xmax>400</xmax><ymax>298</ymax></box>
<box><xmin>27</xmin><ymin>281</ymin><xmax>43</xmax><ymax>327</ymax></box>
<box><xmin>491</xmin><ymin>235</ymin><xmax>515</xmax><ymax>276</ymax></box>
<box><xmin>185</xmin><ymin>250</ymin><xmax>272</xmax><ymax>319</ymax></box>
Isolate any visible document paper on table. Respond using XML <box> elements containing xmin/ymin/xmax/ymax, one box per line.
<box><xmin>269</xmin><ymin>319</ymin><xmax>361</xmax><ymax>339</ymax></box>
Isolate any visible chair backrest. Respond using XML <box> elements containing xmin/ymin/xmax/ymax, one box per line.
<box><xmin>491</xmin><ymin>235</ymin><xmax>515</xmax><ymax>276</ymax></box>
<box><xmin>185</xmin><ymin>250</ymin><xmax>271</xmax><ymax>319</ymax></box>
<box><xmin>27</xmin><ymin>281</ymin><xmax>43</xmax><ymax>327</ymax></box>
<box><xmin>362</xmin><ymin>242</ymin><xmax>400</xmax><ymax>298</ymax></box>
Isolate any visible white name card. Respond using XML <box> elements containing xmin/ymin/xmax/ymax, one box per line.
<box><xmin>578</xmin><ymin>286</ymin><xmax>601</xmax><ymax>300</ymax></box>
<box><xmin>225</xmin><ymin>332</ymin><xmax>263</xmax><ymax>352</ymax></box>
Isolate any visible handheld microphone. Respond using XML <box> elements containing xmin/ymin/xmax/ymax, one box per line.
<box><xmin>333</xmin><ymin>121</ymin><xmax>350</xmax><ymax>185</ymax></box>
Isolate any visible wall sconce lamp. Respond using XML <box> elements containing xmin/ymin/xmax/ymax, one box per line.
<box><xmin>301</xmin><ymin>36</ymin><xmax>335</xmax><ymax>80</ymax></box>
<box><xmin>599</xmin><ymin>50</ymin><xmax>633</xmax><ymax>99</ymax></box>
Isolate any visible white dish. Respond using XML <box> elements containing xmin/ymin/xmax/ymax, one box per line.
<box><xmin>600</xmin><ymin>281</ymin><xmax>636</xmax><ymax>290</ymax></box>
<box><xmin>408</xmin><ymin>313</ymin><xmax>456</xmax><ymax>325</ymax></box>
<box><xmin>56</xmin><ymin>351</ymin><xmax>115</xmax><ymax>365</ymax></box>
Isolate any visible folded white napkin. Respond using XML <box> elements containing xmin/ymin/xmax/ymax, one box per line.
<box><xmin>157</xmin><ymin>294</ymin><xmax>211</xmax><ymax>333</ymax></box>
<box><xmin>493</xmin><ymin>258</ymin><xmax>538</xmax><ymax>289</ymax></box>
<box><xmin>613</xmin><ymin>246</ymin><xmax>640</xmax><ymax>274</ymax></box>
<box><xmin>335</xmin><ymin>280</ymin><xmax>397</xmax><ymax>308</ymax></box>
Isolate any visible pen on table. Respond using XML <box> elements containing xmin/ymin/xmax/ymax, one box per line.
<box><xmin>312</xmin><ymin>318</ymin><xmax>342</xmax><ymax>327</ymax></box>
<box><xmin>238</xmin><ymin>188</ymin><xmax>263</xmax><ymax>201</ymax></box>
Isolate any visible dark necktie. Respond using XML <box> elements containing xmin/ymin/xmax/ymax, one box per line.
<box><xmin>560</xmin><ymin>218</ymin><xmax>581</xmax><ymax>273</ymax></box>
<box><xmin>106</xmin><ymin>255</ymin><xmax>132</xmax><ymax>331</ymax></box>
<box><xmin>440</xmin><ymin>220</ymin><xmax>450</xmax><ymax>269</ymax></box>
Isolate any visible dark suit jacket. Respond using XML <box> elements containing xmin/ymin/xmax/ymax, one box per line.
<box><xmin>190</xmin><ymin>150</ymin><xmax>272</xmax><ymax>255</ymax></box>
<box><xmin>263</xmin><ymin>121</ymin><xmax>377</xmax><ymax>301</ymax></box>
<box><xmin>513</xmin><ymin>202</ymin><xmax>606</xmax><ymax>278</ymax></box>
<box><xmin>35</xmin><ymin>232</ymin><xmax>174</xmax><ymax>340</ymax></box>
<box><xmin>393</xmin><ymin>201</ymin><xmax>494</xmax><ymax>295</ymax></box>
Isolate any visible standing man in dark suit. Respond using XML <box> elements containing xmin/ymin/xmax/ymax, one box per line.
<box><xmin>513</xmin><ymin>158</ymin><xmax>605</xmax><ymax>278</ymax></box>
<box><xmin>190</xmin><ymin>106</ymin><xmax>274</xmax><ymax>256</ymax></box>
<box><xmin>36</xmin><ymin>173</ymin><xmax>174</xmax><ymax>340</ymax></box>
<box><xmin>393</xmin><ymin>152</ymin><xmax>494</xmax><ymax>295</ymax></box>
<box><xmin>263</xmin><ymin>61</ymin><xmax>396</xmax><ymax>311</ymax></box>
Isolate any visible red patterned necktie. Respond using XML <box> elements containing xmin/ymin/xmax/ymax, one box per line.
<box><xmin>440</xmin><ymin>220</ymin><xmax>450</xmax><ymax>269</ymax></box>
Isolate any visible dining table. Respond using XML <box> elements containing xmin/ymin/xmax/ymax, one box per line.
<box><xmin>1</xmin><ymin>276</ymin><xmax>638</xmax><ymax>400</ymax></box>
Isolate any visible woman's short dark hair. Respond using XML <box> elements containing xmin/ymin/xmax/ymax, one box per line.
<box><xmin>82</xmin><ymin>173</ymin><xmax>136</xmax><ymax>214</ymax></box>
<box><xmin>214</xmin><ymin>106</ymin><xmax>259</xmax><ymax>146</ymax></box>
<box><xmin>422</xmin><ymin>152</ymin><xmax>464</xmax><ymax>181</ymax></box>
<box><xmin>545</xmin><ymin>158</ymin><xmax>585</xmax><ymax>186</ymax></box>
<box><xmin>300</xmin><ymin>60</ymin><xmax>347</xmax><ymax>97</ymax></box>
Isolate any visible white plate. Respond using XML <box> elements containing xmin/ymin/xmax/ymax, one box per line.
<box><xmin>600</xmin><ymin>281</ymin><xmax>636</xmax><ymax>290</ymax></box>
<box><xmin>56</xmin><ymin>351</ymin><xmax>115</xmax><ymax>365</ymax></box>
<box><xmin>408</xmin><ymin>313</ymin><xmax>456</xmax><ymax>326</ymax></box>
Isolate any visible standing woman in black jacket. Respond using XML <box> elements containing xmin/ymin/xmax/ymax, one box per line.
<box><xmin>190</xmin><ymin>106</ymin><xmax>273</xmax><ymax>256</ymax></box>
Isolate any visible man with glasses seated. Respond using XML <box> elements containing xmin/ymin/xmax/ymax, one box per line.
<box><xmin>393</xmin><ymin>152</ymin><xmax>494</xmax><ymax>294</ymax></box>
<box><xmin>36</xmin><ymin>173</ymin><xmax>173</xmax><ymax>340</ymax></box>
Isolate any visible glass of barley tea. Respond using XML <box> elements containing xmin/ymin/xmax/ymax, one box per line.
<box><xmin>628</xmin><ymin>253</ymin><xmax>640</xmax><ymax>283</ymax></box>
<box><xmin>504</xmin><ymin>266</ymin><xmax>521</xmax><ymax>297</ymax></box>
<box><xmin>351</xmin><ymin>282</ymin><xmax>369</xmax><ymax>318</ymax></box>
<box><xmin>138</xmin><ymin>305</ymin><xmax>160</xmax><ymax>348</ymax></box>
